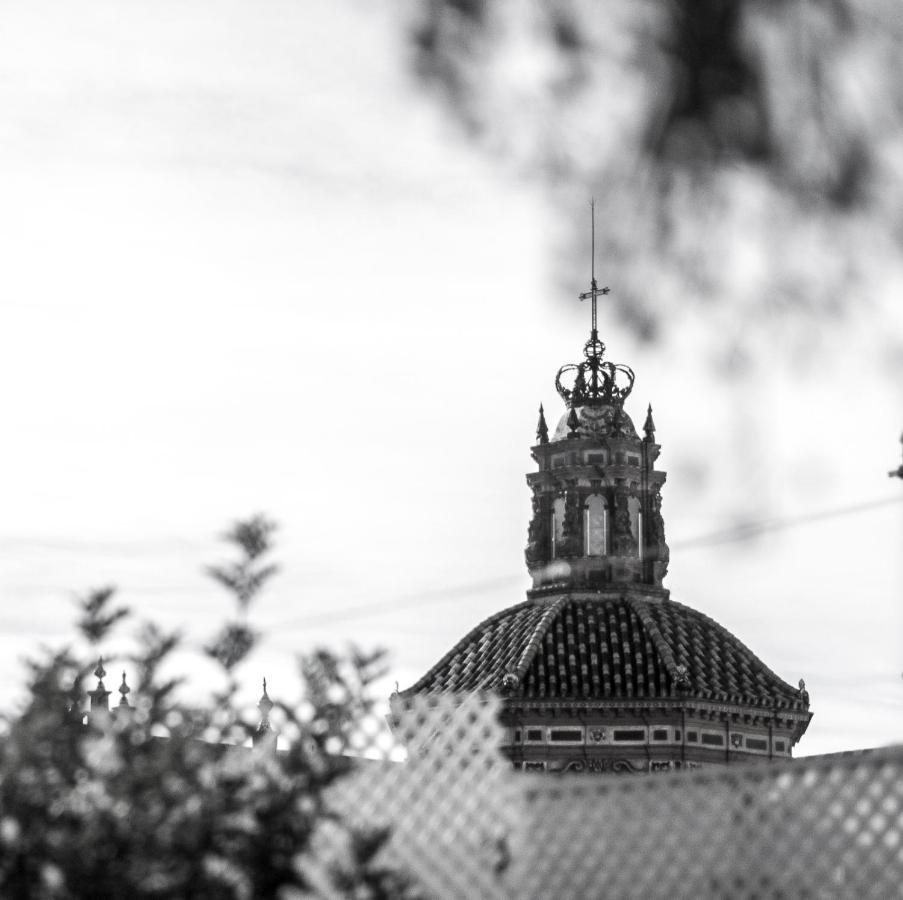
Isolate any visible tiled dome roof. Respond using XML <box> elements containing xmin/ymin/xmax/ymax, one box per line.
<box><xmin>402</xmin><ymin>594</ymin><xmax>808</xmax><ymax>711</ymax></box>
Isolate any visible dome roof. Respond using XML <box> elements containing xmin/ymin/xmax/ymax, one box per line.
<box><xmin>401</xmin><ymin>594</ymin><xmax>808</xmax><ymax>711</ymax></box>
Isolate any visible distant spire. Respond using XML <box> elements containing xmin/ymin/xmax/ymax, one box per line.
<box><xmin>259</xmin><ymin>677</ymin><xmax>273</xmax><ymax>714</ymax></box>
<box><xmin>536</xmin><ymin>405</ymin><xmax>549</xmax><ymax>444</ymax></box>
<box><xmin>255</xmin><ymin>677</ymin><xmax>274</xmax><ymax>744</ymax></box>
<box><xmin>643</xmin><ymin>404</ymin><xmax>656</xmax><ymax>441</ymax></box>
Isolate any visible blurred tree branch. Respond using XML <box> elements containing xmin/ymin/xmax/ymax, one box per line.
<box><xmin>408</xmin><ymin>0</ymin><xmax>903</xmax><ymax>370</ymax></box>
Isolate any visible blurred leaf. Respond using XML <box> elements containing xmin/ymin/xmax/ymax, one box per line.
<box><xmin>76</xmin><ymin>587</ymin><xmax>129</xmax><ymax>645</ymax></box>
<box><xmin>407</xmin><ymin>0</ymin><xmax>903</xmax><ymax>365</ymax></box>
<box><xmin>205</xmin><ymin>622</ymin><xmax>258</xmax><ymax>672</ymax></box>
<box><xmin>207</xmin><ymin>515</ymin><xmax>280</xmax><ymax>614</ymax></box>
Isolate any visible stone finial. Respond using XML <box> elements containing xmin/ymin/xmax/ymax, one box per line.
<box><xmin>643</xmin><ymin>404</ymin><xmax>656</xmax><ymax>441</ymax></box>
<box><xmin>118</xmin><ymin>671</ymin><xmax>131</xmax><ymax>708</ymax></box>
<box><xmin>87</xmin><ymin>656</ymin><xmax>111</xmax><ymax>713</ymax></box>
<box><xmin>566</xmin><ymin>407</ymin><xmax>580</xmax><ymax>438</ymax></box>
<box><xmin>536</xmin><ymin>404</ymin><xmax>549</xmax><ymax>445</ymax></box>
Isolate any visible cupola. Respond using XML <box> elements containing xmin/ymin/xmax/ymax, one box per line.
<box><xmin>399</xmin><ymin>205</ymin><xmax>812</xmax><ymax>774</ymax></box>
<box><xmin>525</xmin><ymin>270</ymin><xmax>668</xmax><ymax>595</ymax></box>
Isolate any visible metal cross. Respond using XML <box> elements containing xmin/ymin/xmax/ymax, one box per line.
<box><xmin>578</xmin><ymin>199</ymin><xmax>609</xmax><ymax>335</ymax></box>
<box><xmin>579</xmin><ymin>280</ymin><xmax>609</xmax><ymax>335</ymax></box>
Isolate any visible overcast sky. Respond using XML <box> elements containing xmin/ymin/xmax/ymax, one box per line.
<box><xmin>1</xmin><ymin>0</ymin><xmax>900</xmax><ymax>757</ymax></box>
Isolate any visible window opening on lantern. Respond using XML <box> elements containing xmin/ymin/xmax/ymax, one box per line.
<box><xmin>627</xmin><ymin>495</ymin><xmax>641</xmax><ymax>558</ymax></box>
<box><xmin>551</xmin><ymin>497</ymin><xmax>566</xmax><ymax>558</ymax></box>
<box><xmin>585</xmin><ymin>494</ymin><xmax>607</xmax><ymax>557</ymax></box>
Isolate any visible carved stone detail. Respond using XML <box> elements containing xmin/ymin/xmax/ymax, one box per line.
<box><xmin>649</xmin><ymin>490</ymin><xmax>668</xmax><ymax>558</ymax></box>
<box><xmin>525</xmin><ymin>493</ymin><xmax>549</xmax><ymax>565</ymax></box>
<box><xmin>563</xmin><ymin>758</ymin><xmax>646</xmax><ymax>775</ymax></box>
<box><xmin>560</xmin><ymin>489</ymin><xmax>583</xmax><ymax>558</ymax></box>
<box><xmin>611</xmin><ymin>491</ymin><xmax>636</xmax><ymax>556</ymax></box>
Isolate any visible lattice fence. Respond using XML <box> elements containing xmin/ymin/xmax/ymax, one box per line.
<box><xmin>329</xmin><ymin>694</ymin><xmax>903</xmax><ymax>899</ymax></box>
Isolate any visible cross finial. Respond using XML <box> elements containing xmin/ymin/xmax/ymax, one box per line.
<box><xmin>578</xmin><ymin>199</ymin><xmax>610</xmax><ymax>338</ymax></box>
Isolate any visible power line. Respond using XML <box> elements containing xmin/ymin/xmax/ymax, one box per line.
<box><xmin>267</xmin><ymin>574</ymin><xmax>523</xmax><ymax>630</ymax></box>
<box><xmin>269</xmin><ymin>495</ymin><xmax>903</xmax><ymax>631</ymax></box>
<box><xmin>670</xmin><ymin>495</ymin><xmax>903</xmax><ymax>550</ymax></box>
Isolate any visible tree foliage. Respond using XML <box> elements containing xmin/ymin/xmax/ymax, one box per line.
<box><xmin>0</xmin><ymin>517</ymin><xmax>414</xmax><ymax>899</ymax></box>
<box><xmin>409</xmin><ymin>0</ymin><xmax>903</xmax><ymax>367</ymax></box>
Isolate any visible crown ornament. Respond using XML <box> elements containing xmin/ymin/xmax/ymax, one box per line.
<box><xmin>555</xmin><ymin>333</ymin><xmax>635</xmax><ymax>409</ymax></box>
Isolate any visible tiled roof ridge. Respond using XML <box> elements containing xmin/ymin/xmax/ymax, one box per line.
<box><xmin>624</xmin><ymin>594</ymin><xmax>679</xmax><ymax>681</ymax></box>
<box><xmin>660</xmin><ymin>596</ymin><xmax>803</xmax><ymax>703</ymax></box>
<box><xmin>511</xmin><ymin>595</ymin><xmax>570</xmax><ymax>681</ymax></box>
<box><xmin>399</xmin><ymin>596</ymin><xmax>559</xmax><ymax>696</ymax></box>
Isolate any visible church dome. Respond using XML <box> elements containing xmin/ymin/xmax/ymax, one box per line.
<box><xmin>401</xmin><ymin>593</ymin><xmax>808</xmax><ymax>712</ymax></box>
<box><xmin>400</xmin><ymin>229</ymin><xmax>812</xmax><ymax>764</ymax></box>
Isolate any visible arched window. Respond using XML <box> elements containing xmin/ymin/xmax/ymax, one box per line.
<box><xmin>551</xmin><ymin>497</ymin><xmax>566</xmax><ymax>557</ymax></box>
<box><xmin>585</xmin><ymin>494</ymin><xmax>607</xmax><ymax>556</ymax></box>
<box><xmin>628</xmin><ymin>496</ymin><xmax>641</xmax><ymax>558</ymax></box>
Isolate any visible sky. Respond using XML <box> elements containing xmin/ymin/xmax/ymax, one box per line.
<box><xmin>0</xmin><ymin>0</ymin><xmax>900</xmax><ymax>757</ymax></box>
